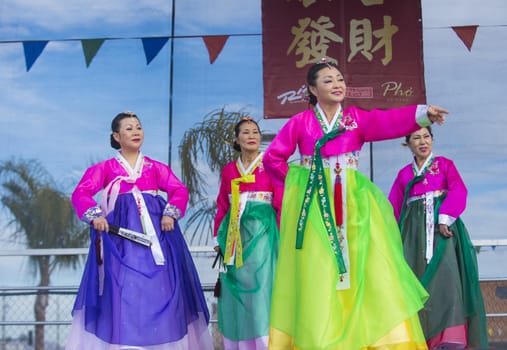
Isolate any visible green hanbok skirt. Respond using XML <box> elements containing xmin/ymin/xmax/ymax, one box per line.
<box><xmin>217</xmin><ymin>200</ymin><xmax>279</xmax><ymax>342</ymax></box>
<box><xmin>400</xmin><ymin>196</ymin><xmax>488</xmax><ymax>348</ymax></box>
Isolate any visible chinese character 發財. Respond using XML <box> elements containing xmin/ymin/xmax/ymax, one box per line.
<box><xmin>287</xmin><ymin>16</ymin><xmax>343</xmax><ymax>68</ymax></box>
<box><xmin>348</xmin><ymin>15</ymin><xmax>398</xmax><ymax>66</ymax></box>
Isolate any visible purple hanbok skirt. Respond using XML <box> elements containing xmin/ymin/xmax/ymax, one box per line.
<box><xmin>65</xmin><ymin>193</ymin><xmax>213</xmax><ymax>349</ymax></box>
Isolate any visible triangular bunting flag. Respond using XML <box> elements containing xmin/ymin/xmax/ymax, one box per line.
<box><xmin>23</xmin><ymin>41</ymin><xmax>49</xmax><ymax>72</ymax></box>
<box><xmin>202</xmin><ymin>36</ymin><xmax>229</xmax><ymax>64</ymax></box>
<box><xmin>141</xmin><ymin>37</ymin><xmax>169</xmax><ymax>65</ymax></box>
<box><xmin>451</xmin><ymin>25</ymin><xmax>478</xmax><ymax>51</ymax></box>
<box><xmin>81</xmin><ymin>39</ymin><xmax>105</xmax><ymax>67</ymax></box>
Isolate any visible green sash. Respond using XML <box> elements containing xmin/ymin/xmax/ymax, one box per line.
<box><xmin>296</xmin><ymin>128</ymin><xmax>347</xmax><ymax>274</ymax></box>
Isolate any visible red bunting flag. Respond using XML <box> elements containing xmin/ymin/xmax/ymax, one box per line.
<box><xmin>202</xmin><ymin>36</ymin><xmax>229</xmax><ymax>64</ymax></box>
<box><xmin>451</xmin><ymin>25</ymin><xmax>478</xmax><ymax>51</ymax></box>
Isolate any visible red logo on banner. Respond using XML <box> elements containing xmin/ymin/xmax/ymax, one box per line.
<box><xmin>262</xmin><ymin>0</ymin><xmax>426</xmax><ymax>118</ymax></box>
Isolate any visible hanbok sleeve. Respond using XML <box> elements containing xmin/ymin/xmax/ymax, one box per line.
<box><xmin>438</xmin><ymin>159</ymin><xmax>467</xmax><ymax>226</ymax></box>
<box><xmin>71</xmin><ymin>163</ymin><xmax>107</xmax><ymax>223</ymax></box>
<box><xmin>213</xmin><ymin>168</ymin><xmax>231</xmax><ymax>238</ymax></box>
<box><xmin>355</xmin><ymin>105</ymin><xmax>432</xmax><ymax>142</ymax></box>
<box><xmin>263</xmin><ymin>118</ymin><xmax>299</xmax><ymax>188</ymax></box>
<box><xmin>388</xmin><ymin>169</ymin><xmax>407</xmax><ymax>221</ymax></box>
<box><xmin>156</xmin><ymin>163</ymin><xmax>189</xmax><ymax>220</ymax></box>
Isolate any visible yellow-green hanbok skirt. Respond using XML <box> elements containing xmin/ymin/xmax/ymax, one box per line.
<box><xmin>269</xmin><ymin>165</ymin><xmax>429</xmax><ymax>350</ymax></box>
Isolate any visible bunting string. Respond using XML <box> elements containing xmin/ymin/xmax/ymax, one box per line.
<box><xmin>4</xmin><ymin>33</ymin><xmax>260</xmax><ymax>71</ymax></box>
<box><xmin>1</xmin><ymin>24</ymin><xmax>505</xmax><ymax>71</ymax></box>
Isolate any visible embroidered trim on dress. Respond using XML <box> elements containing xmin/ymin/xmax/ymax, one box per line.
<box><xmin>82</xmin><ymin>206</ymin><xmax>103</xmax><ymax>224</ymax></box>
<box><xmin>227</xmin><ymin>191</ymin><xmax>273</xmax><ymax>204</ymax></box>
<box><xmin>408</xmin><ymin>190</ymin><xmax>447</xmax><ymax>203</ymax></box>
<box><xmin>163</xmin><ymin>204</ymin><xmax>182</xmax><ymax>220</ymax></box>
<box><xmin>301</xmin><ymin>152</ymin><xmax>359</xmax><ymax>170</ymax></box>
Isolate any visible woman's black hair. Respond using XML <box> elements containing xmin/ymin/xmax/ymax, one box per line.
<box><xmin>306</xmin><ymin>60</ymin><xmax>341</xmax><ymax>106</ymax></box>
<box><xmin>110</xmin><ymin>111</ymin><xmax>140</xmax><ymax>149</ymax></box>
<box><xmin>405</xmin><ymin>126</ymin><xmax>433</xmax><ymax>145</ymax></box>
<box><xmin>232</xmin><ymin>118</ymin><xmax>261</xmax><ymax>152</ymax></box>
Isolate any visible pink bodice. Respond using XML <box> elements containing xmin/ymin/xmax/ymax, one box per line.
<box><xmin>264</xmin><ymin>105</ymin><xmax>428</xmax><ymax>188</ymax></box>
<box><xmin>72</xmin><ymin>156</ymin><xmax>188</xmax><ymax>220</ymax></box>
<box><xmin>388</xmin><ymin>156</ymin><xmax>467</xmax><ymax>221</ymax></box>
<box><xmin>213</xmin><ymin>158</ymin><xmax>277</xmax><ymax>237</ymax></box>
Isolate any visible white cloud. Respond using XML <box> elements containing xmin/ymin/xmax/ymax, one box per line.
<box><xmin>422</xmin><ymin>0</ymin><xmax>507</xmax><ymax>26</ymax></box>
<box><xmin>0</xmin><ymin>0</ymin><xmax>261</xmax><ymax>39</ymax></box>
<box><xmin>0</xmin><ymin>0</ymin><xmax>171</xmax><ymax>32</ymax></box>
<box><xmin>176</xmin><ymin>0</ymin><xmax>260</xmax><ymax>33</ymax></box>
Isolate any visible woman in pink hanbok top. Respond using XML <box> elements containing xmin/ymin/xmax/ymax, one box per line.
<box><xmin>66</xmin><ymin>112</ymin><xmax>213</xmax><ymax>350</ymax></box>
<box><xmin>388</xmin><ymin>127</ymin><xmax>488</xmax><ymax>349</ymax></box>
<box><xmin>214</xmin><ymin>118</ymin><xmax>279</xmax><ymax>350</ymax></box>
<box><xmin>263</xmin><ymin>59</ymin><xmax>449</xmax><ymax>350</ymax></box>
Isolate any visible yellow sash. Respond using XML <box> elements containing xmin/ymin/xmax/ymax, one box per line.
<box><xmin>223</xmin><ymin>155</ymin><xmax>262</xmax><ymax>267</ymax></box>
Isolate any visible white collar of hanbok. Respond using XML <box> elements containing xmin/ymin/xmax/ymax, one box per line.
<box><xmin>316</xmin><ymin>103</ymin><xmax>343</xmax><ymax>134</ymax></box>
<box><xmin>413</xmin><ymin>152</ymin><xmax>434</xmax><ymax>176</ymax></box>
<box><xmin>115</xmin><ymin>151</ymin><xmax>144</xmax><ymax>178</ymax></box>
<box><xmin>237</xmin><ymin>152</ymin><xmax>263</xmax><ymax>175</ymax></box>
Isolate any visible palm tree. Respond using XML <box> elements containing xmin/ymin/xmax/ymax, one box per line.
<box><xmin>178</xmin><ymin>107</ymin><xmax>251</xmax><ymax>245</ymax></box>
<box><xmin>0</xmin><ymin>158</ymin><xmax>88</xmax><ymax>350</ymax></box>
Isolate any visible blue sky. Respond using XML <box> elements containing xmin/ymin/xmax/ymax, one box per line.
<box><xmin>0</xmin><ymin>0</ymin><xmax>506</xmax><ymax>282</ymax></box>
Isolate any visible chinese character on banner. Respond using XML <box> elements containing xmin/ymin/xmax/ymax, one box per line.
<box><xmin>262</xmin><ymin>0</ymin><xmax>426</xmax><ymax>119</ymax></box>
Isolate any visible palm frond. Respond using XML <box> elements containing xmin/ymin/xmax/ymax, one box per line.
<box><xmin>178</xmin><ymin>107</ymin><xmax>250</xmax><ymax>204</ymax></box>
<box><xmin>184</xmin><ymin>200</ymin><xmax>217</xmax><ymax>245</ymax></box>
<box><xmin>0</xmin><ymin>157</ymin><xmax>89</xmax><ymax>271</ymax></box>
<box><xmin>178</xmin><ymin>106</ymin><xmax>251</xmax><ymax>244</ymax></box>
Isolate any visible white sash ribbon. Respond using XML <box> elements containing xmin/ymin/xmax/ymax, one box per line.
<box><xmin>412</xmin><ymin>153</ymin><xmax>435</xmax><ymax>264</ymax></box>
<box><xmin>100</xmin><ymin>152</ymin><xmax>165</xmax><ymax>265</ymax></box>
<box><xmin>132</xmin><ymin>187</ymin><xmax>165</xmax><ymax>265</ymax></box>
<box><xmin>425</xmin><ymin>193</ymin><xmax>435</xmax><ymax>264</ymax></box>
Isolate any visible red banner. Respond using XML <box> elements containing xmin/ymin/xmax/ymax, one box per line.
<box><xmin>262</xmin><ymin>0</ymin><xmax>426</xmax><ymax>118</ymax></box>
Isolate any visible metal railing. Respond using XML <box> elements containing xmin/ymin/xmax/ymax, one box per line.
<box><xmin>0</xmin><ymin>241</ymin><xmax>506</xmax><ymax>349</ymax></box>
